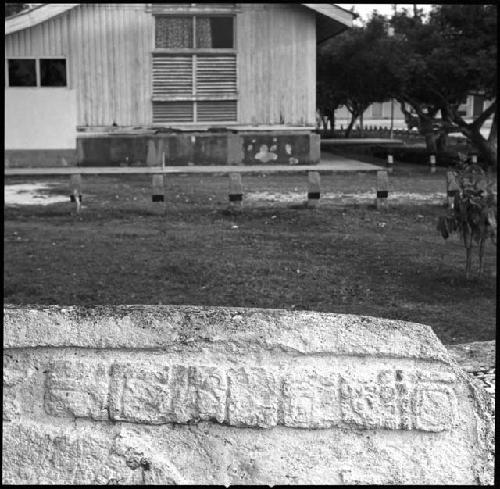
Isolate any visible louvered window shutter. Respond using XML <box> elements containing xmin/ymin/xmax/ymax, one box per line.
<box><xmin>152</xmin><ymin>55</ymin><xmax>192</xmax><ymax>97</ymax></box>
<box><xmin>153</xmin><ymin>102</ymin><xmax>194</xmax><ymax>123</ymax></box>
<box><xmin>195</xmin><ymin>55</ymin><xmax>237</xmax><ymax>96</ymax></box>
<box><xmin>197</xmin><ymin>101</ymin><xmax>237</xmax><ymax>122</ymax></box>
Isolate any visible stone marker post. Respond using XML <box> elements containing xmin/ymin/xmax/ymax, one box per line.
<box><xmin>152</xmin><ymin>174</ymin><xmax>165</xmax><ymax>203</ymax></box>
<box><xmin>307</xmin><ymin>171</ymin><xmax>321</xmax><ymax>207</ymax></box>
<box><xmin>430</xmin><ymin>154</ymin><xmax>436</xmax><ymax>173</ymax></box>
<box><xmin>228</xmin><ymin>173</ymin><xmax>243</xmax><ymax>209</ymax></box>
<box><xmin>387</xmin><ymin>154</ymin><xmax>394</xmax><ymax>173</ymax></box>
<box><xmin>69</xmin><ymin>173</ymin><xmax>82</xmax><ymax>214</ymax></box>
<box><xmin>376</xmin><ymin>170</ymin><xmax>389</xmax><ymax>209</ymax></box>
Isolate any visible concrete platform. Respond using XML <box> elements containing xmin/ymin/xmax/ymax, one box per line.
<box><xmin>321</xmin><ymin>138</ymin><xmax>403</xmax><ymax>146</ymax></box>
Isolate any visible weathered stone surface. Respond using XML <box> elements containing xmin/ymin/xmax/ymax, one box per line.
<box><xmin>227</xmin><ymin>367</ymin><xmax>279</xmax><ymax>428</ymax></box>
<box><xmin>45</xmin><ymin>360</ymin><xmax>110</xmax><ymax>420</ymax></box>
<box><xmin>109</xmin><ymin>363</ymin><xmax>227</xmax><ymax>424</ymax></box>
<box><xmin>2</xmin><ymin>305</ymin><xmax>494</xmax><ymax>485</ymax></box>
<box><xmin>109</xmin><ymin>363</ymin><xmax>172</xmax><ymax>424</ymax></box>
<box><xmin>281</xmin><ymin>366</ymin><xmax>341</xmax><ymax>428</ymax></box>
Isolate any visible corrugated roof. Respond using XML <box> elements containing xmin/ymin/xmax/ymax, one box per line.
<box><xmin>6</xmin><ymin>3</ymin><xmax>353</xmax><ymax>36</ymax></box>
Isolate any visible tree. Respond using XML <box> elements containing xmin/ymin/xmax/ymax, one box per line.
<box><xmin>317</xmin><ymin>14</ymin><xmax>398</xmax><ymax>137</ymax></box>
<box><xmin>5</xmin><ymin>3</ymin><xmax>29</xmax><ymax>17</ymax></box>
<box><xmin>437</xmin><ymin>154</ymin><xmax>497</xmax><ymax>279</ymax></box>
<box><xmin>388</xmin><ymin>5</ymin><xmax>497</xmax><ymax>167</ymax></box>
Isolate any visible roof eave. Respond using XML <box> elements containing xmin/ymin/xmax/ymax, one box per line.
<box><xmin>5</xmin><ymin>4</ymin><xmax>79</xmax><ymax>36</ymax></box>
<box><xmin>6</xmin><ymin>3</ymin><xmax>355</xmax><ymax>40</ymax></box>
<box><xmin>302</xmin><ymin>4</ymin><xmax>354</xmax><ymax>44</ymax></box>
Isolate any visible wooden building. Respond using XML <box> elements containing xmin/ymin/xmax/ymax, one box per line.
<box><xmin>5</xmin><ymin>3</ymin><xmax>353</xmax><ymax>167</ymax></box>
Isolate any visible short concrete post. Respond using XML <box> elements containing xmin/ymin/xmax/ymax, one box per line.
<box><xmin>69</xmin><ymin>174</ymin><xmax>82</xmax><ymax>214</ymax></box>
<box><xmin>446</xmin><ymin>170</ymin><xmax>459</xmax><ymax>209</ymax></box>
<box><xmin>307</xmin><ymin>171</ymin><xmax>321</xmax><ymax>207</ymax></box>
<box><xmin>152</xmin><ymin>174</ymin><xmax>165</xmax><ymax>202</ymax></box>
<box><xmin>471</xmin><ymin>154</ymin><xmax>478</xmax><ymax>164</ymax></box>
<box><xmin>376</xmin><ymin>170</ymin><xmax>389</xmax><ymax>209</ymax></box>
<box><xmin>387</xmin><ymin>154</ymin><xmax>394</xmax><ymax>174</ymax></box>
<box><xmin>429</xmin><ymin>154</ymin><xmax>436</xmax><ymax>174</ymax></box>
<box><xmin>146</xmin><ymin>140</ymin><xmax>157</xmax><ymax>166</ymax></box>
<box><xmin>228</xmin><ymin>173</ymin><xmax>243</xmax><ymax>209</ymax></box>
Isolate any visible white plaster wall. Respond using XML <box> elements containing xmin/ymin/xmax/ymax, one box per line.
<box><xmin>5</xmin><ymin>89</ymin><xmax>77</xmax><ymax>149</ymax></box>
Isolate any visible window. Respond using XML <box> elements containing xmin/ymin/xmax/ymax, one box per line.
<box><xmin>40</xmin><ymin>59</ymin><xmax>67</xmax><ymax>87</ymax></box>
<box><xmin>7</xmin><ymin>58</ymin><xmax>67</xmax><ymax>87</ymax></box>
<box><xmin>196</xmin><ymin>17</ymin><xmax>234</xmax><ymax>48</ymax></box>
<box><xmin>155</xmin><ymin>15</ymin><xmax>234</xmax><ymax>49</ymax></box>
<box><xmin>155</xmin><ymin>17</ymin><xmax>193</xmax><ymax>48</ymax></box>
<box><xmin>152</xmin><ymin>14</ymin><xmax>237</xmax><ymax>124</ymax></box>
<box><xmin>8</xmin><ymin>59</ymin><xmax>37</xmax><ymax>87</ymax></box>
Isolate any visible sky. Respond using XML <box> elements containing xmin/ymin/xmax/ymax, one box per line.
<box><xmin>337</xmin><ymin>4</ymin><xmax>433</xmax><ymax>24</ymax></box>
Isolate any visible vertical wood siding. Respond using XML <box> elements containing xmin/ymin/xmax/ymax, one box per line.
<box><xmin>237</xmin><ymin>3</ymin><xmax>316</xmax><ymax>126</ymax></box>
<box><xmin>5</xmin><ymin>3</ymin><xmax>317</xmax><ymax>127</ymax></box>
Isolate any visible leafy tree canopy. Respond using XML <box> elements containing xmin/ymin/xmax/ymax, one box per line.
<box><xmin>388</xmin><ymin>5</ymin><xmax>497</xmax><ymax>166</ymax></box>
<box><xmin>317</xmin><ymin>14</ymin><xmax>398</xmax><ymax>136</ymax></box>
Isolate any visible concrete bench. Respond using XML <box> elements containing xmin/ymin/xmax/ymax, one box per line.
<box><xmin>5</xmin><ymin>164</ymin><xmax>390</xmax><ymax>213</ymax></box>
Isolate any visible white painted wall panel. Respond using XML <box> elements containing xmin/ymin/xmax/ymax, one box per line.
<box><xmin>5</xmin><ymin>88</ymin><xmax>77</xmax><ymax>149</ymax></box>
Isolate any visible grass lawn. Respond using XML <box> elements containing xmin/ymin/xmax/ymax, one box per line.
<box><xmin>4</xmin><ymin>163</ymin><xmax>496</xmax><ymax>345</ymax></box>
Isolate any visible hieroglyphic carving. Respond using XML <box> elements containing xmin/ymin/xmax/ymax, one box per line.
<box><xmin>110</xmin><ymin>364</ymin><xmax>227</xmax><ymax>424</ymax></box>
<box><xmin>412</xmin><ymin>386</ymin><xmax>456</xmax><ymax>432</ymax></box>
<box><xmin>109</xmin><ymin>363</ymin><xmax>171</xmax><ymax>424</ymax></box>
<box><xmin>43</xmin><ymin>360</ymin><xmax>457</xmax><ymax>431</ymax></box>
<box><xmin>44</xmin><ymin>361</ymin><xmax>109</xmax><ymax>420</ymax></box>
<box><xmin>227</xmin><ymin>367</ymin><xmax>279</xmax><ymax>428</ymax></box>
<box><xmin>281</xmin><ymin>367</ymin><xmax>341</xmax><ymax>428</ymax></box>
<box><xmin>340</xmin><ymin>369</ymin><xmax>457</xmax><ymax>431</ymax></box>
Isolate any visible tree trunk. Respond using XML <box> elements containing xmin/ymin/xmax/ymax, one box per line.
<box><xmin>436</xmin><ymin>132</ymin><xmax>449</xmax><ymax>153</ymax></box>
<box><xmin>359</xmin><ymin>113</ymin><xmax>364</xmax><ymax>138</ymax></box>
<box><xmin>419</xmin><ymin>117</ymin><xmax>438</xmax><ymax>154</ymax></box>
<box><xmin>460</xmin><ymin>125</ymin><xmax>497</xmax><ymax>170</ymax></box>
<box><xmin>345</xmin><ymin>113</ymin><xmax>358</xmax><ymax>138</ymax></box>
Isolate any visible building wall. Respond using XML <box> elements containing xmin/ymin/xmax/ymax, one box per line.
<box><xmin>237</xmin><ymin>3</ymin><xmax>316</xmax><ymax>125</ymax></box>
<box><xmin>5</xmin><ymin>3</ymin><xmax>317</xmax><ymax>128</ymax></box>
<box><xmin>333</xmin><ymin>100</ymin><xmax>404</xmax><ymax>124</ymax></box>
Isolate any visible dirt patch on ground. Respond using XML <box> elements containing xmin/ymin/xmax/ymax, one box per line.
<box><xmin>5</xmin><ymin>182</ymin><xmax>68</xmax><ymax>206</ymax></box>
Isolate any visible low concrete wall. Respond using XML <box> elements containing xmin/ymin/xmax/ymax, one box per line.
<box><xmin>76</xmin><ymin>131</ymin><xmax>320</xmax><ymax>167</ymax></box>
<box><xmin>5</xmin><ymin>149</ymin><xmax>78</xmax><ymax>168</ymax></box>
<box><xmin>3</xmin><ymin>305</ymin><xmax>494</xmax><ymax>485</ymax></box>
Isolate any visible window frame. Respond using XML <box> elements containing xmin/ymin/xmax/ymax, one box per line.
<box><xmin>5</xmin><ymin>56</ymin><xmax>69</xmax><ymax>88</ymax></box>
<box><xmin>151</xmin><ymin>12</ymin><xmax>238</xmax><ymax>125</ymax></box>
<box><xmin>153</xmin><ymin>14</ymin><xmax>237</xmax><ymax>54</ymax></box>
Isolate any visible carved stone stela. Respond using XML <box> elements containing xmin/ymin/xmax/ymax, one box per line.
<box><xmin>2</xmin><ymin>306</ymin><xmax>494</xmax><ymax>485</ymax></box>
<box><xmin>42</xmin><ymin>360</ymin><xmax>458</xmax><ymax>432</ymax></box>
